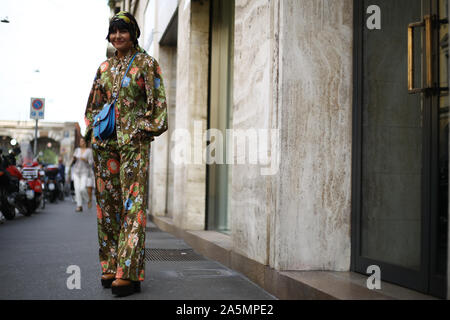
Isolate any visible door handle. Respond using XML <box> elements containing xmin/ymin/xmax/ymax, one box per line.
<box><xmin>408</xmin><ymin>15</ymin><xmax>433</xmax><ymax>94</ymax></box>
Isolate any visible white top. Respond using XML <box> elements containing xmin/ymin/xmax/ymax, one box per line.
<box><xmin>72</xmin><ymin>148</ymin><xmax>94</xmax><ymax>176</ymax></box>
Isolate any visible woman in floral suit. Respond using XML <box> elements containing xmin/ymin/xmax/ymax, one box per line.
<box><xmin>84</xmin><ymin>11</ymin><xmax>167</xmax><ymax>297</ymax></box>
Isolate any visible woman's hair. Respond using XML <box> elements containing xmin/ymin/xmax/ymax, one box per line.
<box><xmin>79</xmin><ymin>136</ymin><xmax>91</xmax><ymax>148</ymax></box>
<box><xmin>106</xmin><ymin>12</ymin><xmax>140</xmax><ymax>47</ymax></box>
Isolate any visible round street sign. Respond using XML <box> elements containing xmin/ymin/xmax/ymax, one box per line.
<box><xmin>31</xmin><ymin>99</ymin><xmax>44</xmax><ymax>110</ymax></box>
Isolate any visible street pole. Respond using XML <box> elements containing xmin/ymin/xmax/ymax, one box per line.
<box><xmin>34</xmin><ymin>119</ymin><xmax>38</xmax><ymax>157</ymax></box>
<box><xmin>30</xmin><ymin>97</ymin><xmax>44</xmax><ymax>158</ymax></box>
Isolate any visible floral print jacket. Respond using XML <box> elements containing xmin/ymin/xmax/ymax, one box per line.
<box><xmin>84</xmin><ymin>47</ymin><xmax>168</xmax><ymax>146</ymax></box>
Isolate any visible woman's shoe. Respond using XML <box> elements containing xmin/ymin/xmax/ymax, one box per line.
<box><xmin>101</xmin><ymin>274</ymin><xmax>115</xmax><ymax>288</ymax></box>
<box><xmin>111</xmin><ymin>279</ymin><xmax>141</xmax><ymax>297</ymax></box>
<box><xmin>75</xmin><ymin>206</ymin><xmax>83</xmax><ymax>212</ymax></box>
<box><xmin>87</xmin><ymin>200</ymin><xmax>92</xmax><ymax>209</ymax></box>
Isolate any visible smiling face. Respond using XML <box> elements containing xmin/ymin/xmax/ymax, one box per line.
<box><xmin>109</xmin><ymin>28</ymin><xmax>133</xmax><ymax>53</ymax></box>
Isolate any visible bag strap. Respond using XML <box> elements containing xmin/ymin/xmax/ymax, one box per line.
<box><xmin>111</xmin><ymin>52</ymin><xmax>138</xmax><ymax>104</ymax></box>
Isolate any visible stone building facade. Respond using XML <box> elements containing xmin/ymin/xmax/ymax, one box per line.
<box><xmin>0</xmin><ymin>120</ymin><xmax>79</xmax><ymax>168</ymax></box>
<box><xmin>110</xmin><ymin>0</ymin><xmax>449</xmax><ymax>299</ymax></box>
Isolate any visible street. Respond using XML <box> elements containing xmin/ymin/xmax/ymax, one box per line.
<box><xmin>0</xmin><ymin>199</ymin><xmax>276</xmax><ymax>300</ymax></box>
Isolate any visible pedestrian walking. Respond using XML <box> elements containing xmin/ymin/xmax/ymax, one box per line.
<box><xmin>84</xmin><ymin>11</ymin><xmax>168</xmax><ymax>297</ymax></box>
<box><xmin>57</xmin><ymin>156</ymin><xmax>65</xmax><ymax>184</ymax></box>
<box><xmin>71</xmin><ymin>137</ymin><xmax>94</xmax><ymax>212</ymax></box>
<box><xmin>57</xmin><ymin>156</ymin><xmax>67</xmax><ymax>199</ymax></box>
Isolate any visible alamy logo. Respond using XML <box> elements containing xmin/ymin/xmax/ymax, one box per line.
<box><xmin>366</xmin><ymin>265</ymin><xmax>381</xmax><ymax>290</ymax></box>
<box><xmin>66</xmin><ymin>265</ymin><xmax>81</xmax><ymax>290</ymax></box>
<box><xmin>170</xmin><ymin>121</ymin><xmax>280</xmax><ymax>176</ymax></box>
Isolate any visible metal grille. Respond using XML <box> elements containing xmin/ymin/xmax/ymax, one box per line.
<box><xmin>144</xmin><ymin>249</ymin><xmax>207</xmax><ymax>262</ymax></box>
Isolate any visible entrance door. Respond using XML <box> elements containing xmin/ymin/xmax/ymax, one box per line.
<box><xmin>352</xmin><ymin>0</ymin><xmax>448</xmax><ymax>298</ymax></box>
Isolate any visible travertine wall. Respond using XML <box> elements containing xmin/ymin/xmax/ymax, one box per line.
<box><xmin>147</xmin><ymin>1</ymin><xmax>178</xmax><ymax>217</ymax></box>
<box><xmin>162</xmin><ymin>46</ymin><xmax>178</xmax><ymax>219</ymax></box>
<box><xmin>232</xmin><ymin>0</ymin><xmax>353</xmax><ymax>270</ymax></box>
<box><xmin>171</xmin><ymin>0</ymin><xmax>210</xmax><ymax>229</ymax></box>
<box><xmin>232</xmin><ymin>0</ymin><xmax>278</xmax><ymax>265</ymax></box>
<box><xmin>149</xmin><ymin>46</ymin><xmax>177</xmax><ymax>217</ymax></box>
<box><xmin>274</xmin><ymin>0</ymin><xmax>353</xmax><ymax>270</ymax></box>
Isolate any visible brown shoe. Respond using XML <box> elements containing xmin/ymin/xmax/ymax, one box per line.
<box><xmin>101</xmin><ymin>273</ymin><xmax>115</xmax><ymax>288</ymax></box>
<box><xmin>111</xmin><ymin>279</ymin><xmax>141</xmax><ymax>297</ymax></box>
<box><xmin>87</xmin><ymin>200</ymin><xmax>92</xmax><ymax>209</ymax></box>
<box><xmin>75</xmin><ymin>206</ymin><xmax>82</xmax><ymax>212</ymax></box>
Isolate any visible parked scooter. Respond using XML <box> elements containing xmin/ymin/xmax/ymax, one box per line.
<box><xmin>44</xmin><ymin>164</ymin><xmax>64</xmax><ymax>203</ymax></box>
<box><xmin>21</xmin><ymin>160</ymin><xmax>45</xmax><ymax>214</ymax></box>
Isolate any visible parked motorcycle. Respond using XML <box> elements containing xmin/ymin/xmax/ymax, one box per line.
<box><xmin>21</xmin><ymin>160</ymin><xmax>45</xmax><ymax>214</ymax></box>
<box><xmin>0</xmin><ymin>149</ymin><xmax>30</xmax><ymax>218</ymax></box>
<box><xmin>44</xmin><ymin>164</ymin><xmax>64</xmax><ymax>203</ymax></box>
<box><xmin>0</xmin><ymin>149</ymin><xmax>17</xmax><ymax>220</ymax></box>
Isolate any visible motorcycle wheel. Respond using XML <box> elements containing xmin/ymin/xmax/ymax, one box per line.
<box><xmin>0</xmin><ymin>191</ymin><xmax>15</xmax><ymax>220</ymax></box>
<box><xmin>15</xmin><ymin>202</ymin><xmax>27</xmax><ymax>216</ymax></box>
<box><xmin>1</xmin><ymin>202</ymin><xmax>16</xmax><ymax>220</ymax></box>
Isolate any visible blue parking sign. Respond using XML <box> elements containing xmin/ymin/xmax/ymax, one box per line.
<box><xmin>30</xmin><ymin>97</ymin><xmax>45</xmax><ymax>120</ymax></box>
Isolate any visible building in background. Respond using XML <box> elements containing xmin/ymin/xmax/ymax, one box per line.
<box><xmin>0</xmin><ymin>120</ymin><xmax>79</xmax><ymax>169</ymax></box>
<box><xmin>108</xmin><ymin>0</ymin><xmax>449</xmax><ymax>299</ymax></box>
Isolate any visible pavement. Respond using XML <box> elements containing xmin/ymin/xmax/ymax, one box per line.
<box><xmin>0</xmin><ymin>198</ymin><xmax>276</xmax><ymax>300</ymax></box>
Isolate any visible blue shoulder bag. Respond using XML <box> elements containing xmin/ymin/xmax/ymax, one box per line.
<box><xmin>93</xmin><ymin>53</ymin><xmax>138</xmax><ymax>141</ymax></box>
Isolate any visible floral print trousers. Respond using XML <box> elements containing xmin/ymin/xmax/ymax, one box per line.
<box><xmin>92</xmin><ymin>136</ymin><xmax>150</xmax><ymax>282</ymax></box>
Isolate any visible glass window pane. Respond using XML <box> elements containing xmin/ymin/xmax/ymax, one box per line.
<box><xmin>361</xmin><ymin>0</ymin><xmax>423</xmax><ymax>270</ymax></box>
